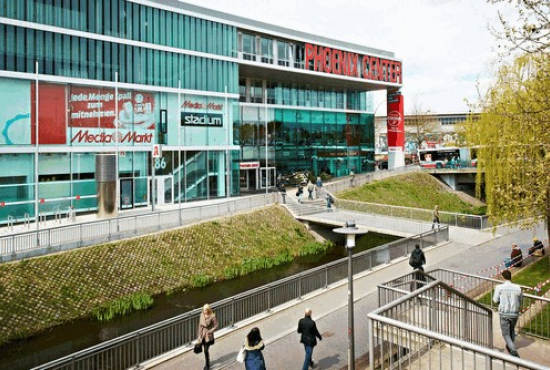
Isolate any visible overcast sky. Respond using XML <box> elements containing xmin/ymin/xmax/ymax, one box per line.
<box><xmin>181</xmin><ymin>0</ymin><xmax>508</xmax><ymax>115</ymax></box>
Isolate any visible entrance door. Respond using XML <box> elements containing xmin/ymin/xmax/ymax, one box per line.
<box><xmin>155</xmin><ymin>176</ymin><xmax>173</xmax><ymax>206</ymax></box>
<box><xmin>239</xmin><ymin>169</ymin><xmax>257</xmax><ymax>190</ymax></box>
<box><xmin>120</xmin><ymin>179</ymin><xmax>134</xmax><ymax>209</ymax></box>
<box><xmin>260</xmin><ymin>167</ymin><xmax>276</xmax><ymax>189</ymax></box>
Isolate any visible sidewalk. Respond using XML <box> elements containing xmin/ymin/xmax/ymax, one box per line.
<box><xmin>145</xmin><ymin>219</ymin><xmax>549</xmax><ymax>370</ymax></box>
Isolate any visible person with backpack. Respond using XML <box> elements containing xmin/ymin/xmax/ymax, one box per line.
<box><xmin>409</xmin><ymin>244</ymin><xmax>426</xmax><ymax>289</ymax></box>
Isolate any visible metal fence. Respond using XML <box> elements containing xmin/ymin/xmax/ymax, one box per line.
<box><xmin>31</xmin><ymin>227</ymin><xmax>449</xmax><ymax>370</ymax></box>
<box><xmin>336</xmin><ymin>199</ymin><xmax>490</xmax><ymax>230</ymax></box>
<box><xmin>323</xmin><ymin>165</ymin><xmax>420</xmax><ymax>195</ymax></box>
<box><xmin>368</xmin><ymin>304</ymin><xmax>547</xmax><ymax>370</ymax></box>
<box><xmin>0</xmin><ymin>194</ymin><xmax>278</xmax><ymax>262</ymax></box>
<box><xmin>377</xmin><ymin>272</ymin><xmax>494</xmax><ymax>348</ymax></box>
<box><xmin>429</xmin><ymin>268</ymin><xmax>550</xmax><ymax>340</ymax></box>
<box><xmin>368</xmin><ymin>279</ymin><xmax>547</xmax><ymax>370</ymax></box>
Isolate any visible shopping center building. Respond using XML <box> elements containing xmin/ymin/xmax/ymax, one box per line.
<box><xmin>0</xmin><ymin>0</ymin><xmax>403</xmax><ymax>224</ymax></box>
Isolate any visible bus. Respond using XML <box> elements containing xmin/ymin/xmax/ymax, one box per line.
<box><xmin>417</xmin><ymin>147</ymin><xmax>477</xmax><ymax>169</ymax></box>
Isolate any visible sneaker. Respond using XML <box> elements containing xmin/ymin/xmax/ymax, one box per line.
<box><xmin>510</xmin><ymin>350</ymin><xmax>520</xmax><ymax>358</ymax></box>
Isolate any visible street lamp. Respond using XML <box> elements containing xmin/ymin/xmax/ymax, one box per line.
<box><xmin>333</xmin><ymin>220</ymin><xmax>368</xmax><ymax>370</ymax></box>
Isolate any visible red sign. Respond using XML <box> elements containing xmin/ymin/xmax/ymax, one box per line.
<box><xmin>40</xmin><ymin>198</ymin><xmax>45</xmax><ymax>204</ymax></box>
<box><xmin>76</xmin><ymin>195</ymin><xmax>81</xmax><ymax>200</ymax></box>
<box><xmin>305</xmin><ymin>43</ymin><xmax>402</xmax><ymax>84</ymax></box>
<box><xmin>181</xmin><ymin>100</ymin><xmax>223</xmax><ymax>111</ymax></box>
<box><xmin>0</xmin><ymin>201</ymin><xmax>5</xmax><ymax>207</ymax></box>
<box><xmin>387</xmin><ymin>92</ymin><xmax>404</xmax><ymax>149</ymax></box>
<box><xmin>240</xmin><ymin>162</ymin><xmax>260</xmax><ymax>169</ymax></box>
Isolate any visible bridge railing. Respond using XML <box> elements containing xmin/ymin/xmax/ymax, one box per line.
<box><xmin>0</xmin><ymin>194</ymin><xmax>277</xmax><ymax>263</ymax></box>
<box><xmin>336</xmin><ymin>199</ymin><xmax>490</xmax><ymax>230</ymax></box>
<box><xmin>31</xmin><ymin>227</ymin><xmax>449</xmax><ymax>370</ymax></box>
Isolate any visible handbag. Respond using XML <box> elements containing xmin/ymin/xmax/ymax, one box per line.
<box><xmin>236</xmin><ymin>346</ymin><xmax>246</xmax><ymax>363</ymax></box>
<box><xmin>193</xmin><ymin>342</ymin><xmax>203</xmax><ymax>354</ymax></box>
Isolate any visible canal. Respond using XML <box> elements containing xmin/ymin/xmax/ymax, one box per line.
<box><xmin>0</xmin><ymin>228</ymin><xmax>400</xmax><ymax>370</ymax></box>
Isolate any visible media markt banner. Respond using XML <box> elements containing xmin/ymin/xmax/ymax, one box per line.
<box><xmin>68</xmin><ymin>86</ymin><xmax>157</xmax><ymax>146</ymax></box>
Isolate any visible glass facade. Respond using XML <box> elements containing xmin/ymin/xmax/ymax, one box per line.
<box><xmin>235</xmin><ymin>106</ymin><xmax>375</xmax><ymax>178</ymax></box>
<box><xmin>0</xmin><ymin>0</ymin><xmax>395</xmax><ymax>224</ymax></box>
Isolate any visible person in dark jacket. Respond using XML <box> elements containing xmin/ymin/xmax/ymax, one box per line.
<box><xmin>243</xmin><ymin>327</ymin><xmax>266</xmax><ymax>370</ymax></box>
<box><xmin>297</xmin><ymin>308</ymin><xmax>322</xmax><ymax>370</ymax></box>
<box><xmin>409</xmin><ymin>244</ymin><xmax>426</xmax><ymax>289</ymax></box>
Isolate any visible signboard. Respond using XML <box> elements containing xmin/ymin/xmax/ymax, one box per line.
<box><xmin>304</xmin><ymin>43</ymin><xmax>402</xmax><ymax>84</ymax></box>
<box><xmin>181</xmin><ymin>113</ymin><xmax>223</xmax><ymax>127</ymax></box>
<box><xmin>240</xmin><ymin>161</ymin><xmax>260</xmax><ymax>169</ymax></box>
<box><xmin>152</xmin><ymin>144</ymin><xmax>162</xmax><ymax>158</ymax></box>
<box><xmin>387</xmin><ymin>91</ymin><xmax>404</xmax><ymax>150</ymax></box>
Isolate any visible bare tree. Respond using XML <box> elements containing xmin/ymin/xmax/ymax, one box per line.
<box><xmin>488</xmin><ymin>0</ymin><xmax>550</xmax><ymax>54</ymax></box>
<box><xmin>405</xmin><ymin>104</ymin><xmax>439</xmax><ymax>151</ymax></box>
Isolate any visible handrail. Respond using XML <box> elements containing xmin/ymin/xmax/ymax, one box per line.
<box><xmin>337</xmin><ymin>198</ymin><xmax>489</xmax><ymax>229</ymax></box>
<box><xmin>368</xmin><ymin>310</ymin><xmax>547</xmax><ymax>370</ymax></box>
<box><xmin>0</xmin><ymin>193</ymin><xmax>278</xmax><ymax>262</ymax></box>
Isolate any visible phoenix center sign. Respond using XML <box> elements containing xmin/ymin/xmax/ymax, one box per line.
<box><xmin>305</xmin><ymin>43</ymin><xmax>402</xmax><ymax>84</ymax></box>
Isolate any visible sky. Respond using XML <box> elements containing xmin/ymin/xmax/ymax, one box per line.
<box><xmin>180</xmin><ymin>0</ymin><xmax>508</xmax><ymax>115</ymax></box>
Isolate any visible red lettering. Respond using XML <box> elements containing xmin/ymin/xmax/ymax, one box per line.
<box><xmin>305</xmin><ymin>43</ymin><xmax>316</xmax><ymax>70</ymax></box>
<box><xmin>350</xmin><ymin>54</ymin><xmax>359</xmax><ymax>77</ymax></box>
<box><xmin>323</xmin><ymin>47</ymin><xmax>332</xmax><ymax>73</ymax></box>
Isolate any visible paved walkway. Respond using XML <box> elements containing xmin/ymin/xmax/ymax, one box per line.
<box><xmin>144</xmin><ymin>209</ymin><xmax>549</xmax><ymax>370</ymax></box>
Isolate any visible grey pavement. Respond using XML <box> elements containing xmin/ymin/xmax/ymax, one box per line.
<box><xmin>144</xmin><ymin>209</ymin><xmax>549</xmax><ymax>370</ymax></box>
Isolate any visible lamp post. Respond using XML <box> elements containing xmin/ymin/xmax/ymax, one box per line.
<box><xmin>333</xmin><ymin>220</ymin><xmax>368</xmax><ymax>370</ymax></box>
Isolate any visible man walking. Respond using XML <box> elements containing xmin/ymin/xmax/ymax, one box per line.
<box><xmin>409</xmin><ymin>244</ymin><xmax>426</xmax><ymax>289</ymax></box>
<box><xmin>297</xmin><ymin>308</ymin><xmax>322</xmax><ymax>369</ymax></box>
<box><xmin>493</xmin><ymin>269</ymin><xmax>522</xmax><ymax>357</ymax></box>
<box><xmin>431</xmin><ymin>205</ymin><xmax>440</xmax><ymax>229</ymax></box>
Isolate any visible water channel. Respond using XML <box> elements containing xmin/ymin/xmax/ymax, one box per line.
<box><xmin>0</xmin><ymin>227</ymin><xmax>400</xmax><ymax>370</ymax></box>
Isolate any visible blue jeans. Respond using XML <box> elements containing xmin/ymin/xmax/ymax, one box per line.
<box><xmin>499</xmin><ymin>316</ymin><xmax>518</xmax><ymax>352</ymax></box>
<box><xmin>302</xmin><ymin>344</ymin><xmax>314</xmax><ymax>370</ymax></box>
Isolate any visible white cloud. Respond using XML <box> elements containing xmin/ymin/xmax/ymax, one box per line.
<box><xmin>179</xmin><ymin>0</ymin><xmax>509</xmax><ymax>114</ymax></box>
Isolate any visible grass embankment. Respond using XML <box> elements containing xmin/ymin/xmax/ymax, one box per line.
<box><xmin>0</xmin><ymin>206</ymin><xmax>330</xmax><ymax>346</ymax></box>
<box><xmin>338</xmin><ymin>171</ymin><xmax>486</xmax><ymax>215</ymax></box>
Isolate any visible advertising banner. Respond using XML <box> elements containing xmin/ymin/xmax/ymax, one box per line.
<box><xmin>386</xmin><ymin>91</ymin><xmax>404</xmax><ymax>150</ymax></box>
<box><xmin>68</xmin><ymin>86</ymin><xmax>157</xmax><ymax>145</ymax></box>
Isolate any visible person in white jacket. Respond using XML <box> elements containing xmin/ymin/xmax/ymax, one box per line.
<box><xmin>493</xmin><ymin>269</ymin><xmax>522</xmax><ymax>357</ymax></box>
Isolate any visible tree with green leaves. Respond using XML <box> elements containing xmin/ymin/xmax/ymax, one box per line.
<box><xmin>465</xmin><ymin>52</ymin><xmax>550</xmax><ymax>236</ymax></box>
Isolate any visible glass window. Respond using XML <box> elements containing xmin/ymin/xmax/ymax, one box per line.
<box><xmin>261</xmin><ymin>37</ymin><xmax>273</xmax><ymax>64</ymax></box>
<box><xmin>242</xmin><ymin>33</ymin><xmax>256</xmax><ymax>61</ymax></box>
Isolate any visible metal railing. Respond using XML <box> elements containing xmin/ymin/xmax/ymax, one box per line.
<box><xmin>429</xmin><ymin>268</ymin><xmax>550</xmax><ymax>340</ymax></box>
<box><xmin>336</xmin><ymin>199</ymin><xmax>490</xmax><ymax>229</ymax></box>
<box><xmin>368</xmin><ymin>305</ymin><xmax>547</xmax><ymax>370</ymax></box>
<box><xmin>0</xmin><ymin>194</ymin><xmax>278</xmax><ymax>262</ymax></box>
<box><xmin>377</xmin><ymin>272</ymin><xmax>493</xmax><ymax>347</ymax></box>
<box><xmin>323</xmin><ymin>165</ymin><xmax>420</xmax><ymax>195</ymax></box>
<box><xmin>31</xmin><ymin>227</ymin><xmax>449</xmax><ymax>370</ymax></box>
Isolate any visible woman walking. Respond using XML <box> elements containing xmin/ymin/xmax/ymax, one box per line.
<box><xmin>197</xmin><ymin>304</ymin><xmax>218</xmax><ymax>370</ymax></box>
<box><xmin>243</xmin><ymin>327</ymin><xmax>266</xmax><ymax>370</ymax></box>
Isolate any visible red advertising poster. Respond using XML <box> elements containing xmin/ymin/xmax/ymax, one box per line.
<box><xmin>386</xmin><ymin>91</ymin><xmax>404</xmax><ymax>149</ymax></box>
<box><xmin>69</xmin><ymin>87</ymin><xmax>156</xmax><ymax>129</ymax></box>
<box><xmin>30</xmin><ymin>83</ymin><xmax>67</xmax><ymax>145</ymax></box>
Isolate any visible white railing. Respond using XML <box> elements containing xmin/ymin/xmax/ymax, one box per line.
<box><xmin>0</xmin><ymin>193</ymin><xmax>277</xmax><ymax>262</ymax></box>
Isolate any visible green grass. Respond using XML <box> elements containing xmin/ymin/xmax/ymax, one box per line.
<box><xmin>338</xmin><ymin>171</ymin><xmax>486</xmax><ymax>215</ymax></box>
